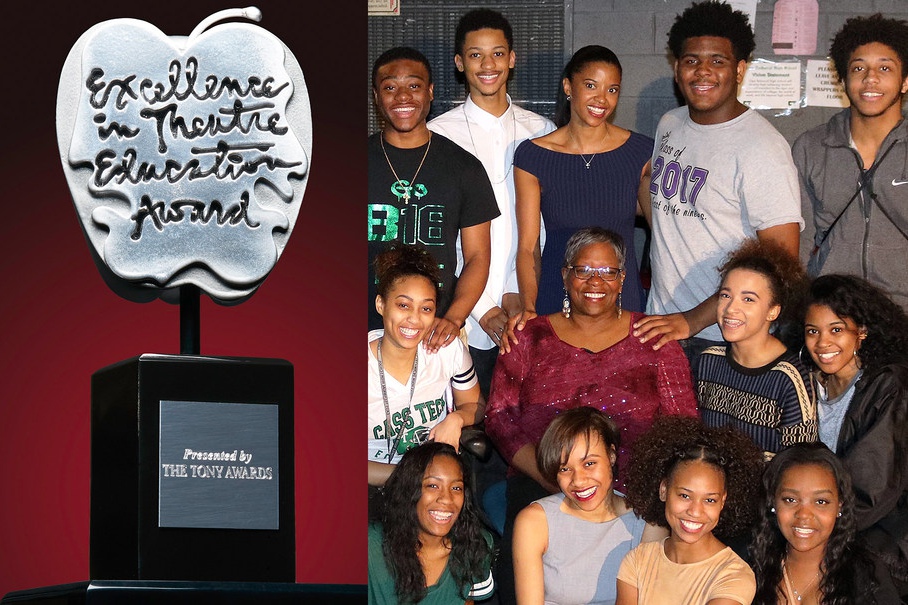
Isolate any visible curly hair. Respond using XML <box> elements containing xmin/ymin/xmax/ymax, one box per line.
<box><xmin>536</xmin><ymin>407</ymin><xmax>621</xmax><ymax>486</ymax></box>
<box><xmin>718</xmin><ymin>238</ymin><xmax>807</xmax><ymax>324</ymax></box>
<box><xmin>555</xmin><ymin>45</ymin><xmax>622</xmax><ymax>127</ymax></box>
<box><xmin>380</xmin><ymin>442</ymin><xmax>491</xmax><ymax>604</ymax></box>
<box><xmin>625</xmin><ymin>415</ymin><xmax>763</xmax><ymax>540</ymax></box>
<box><xmin>801</xmin><ymin>274</ymin><xmax>908</xmax><ymax>373</ymax></box>
<box><xmin>750</xmin><ymin>443</ymin><xmax>880</xmax><ymax>605</ymax></box>
<box><xmin>667</xmin><ymin>0</ymin><xmax>755</xmax><ymax>62</ymax></box>
<box><xmin>829</xmin><ymin>13</ymin><xmax>908</xmax><ymax>82</ymax></box>
<box><xmin>373</xmin><ymin>242</ymin><xmax>441</xmax><ymax>301</ymax></box>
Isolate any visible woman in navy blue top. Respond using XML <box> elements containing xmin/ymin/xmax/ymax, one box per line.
<box><xmin>511</xmin><ymin>45</ymin><xmax>653</xmax><ymax>325</ymax></box>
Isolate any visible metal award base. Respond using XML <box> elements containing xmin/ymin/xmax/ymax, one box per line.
<box><xmin>90</xmin><ymin>354</ymin><xmax>295</xmax><ymax>582</ymax></box>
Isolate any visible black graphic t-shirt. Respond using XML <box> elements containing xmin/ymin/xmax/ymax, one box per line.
<box><xmin>367</xmin><ymin>132</ymin><xmax>499</xmax><ymax>329</ymax></box>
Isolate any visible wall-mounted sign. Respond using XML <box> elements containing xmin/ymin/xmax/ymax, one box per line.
<box><xmin>805</xmin><ymin>59</ymin><xmax>849</xmax><ymax>108</ymax></box>
<box><xmin>369</xmin><ymin>0</ymin><xmax>401</xmax><ymax>16</ymax></box>
<box><xmin>739</xmin><ymin>60</ymin><xmax>802</xmax><ymax>110</ymax></box>
<box><xmin>771</xmin><ymin>0</ymin><xmax>819</xmax><ymax>55</ymax></box>
<box><xmin>726</xmin><ymin>0</ymin><xmax>757</xmax><ymax>36</ymax></box>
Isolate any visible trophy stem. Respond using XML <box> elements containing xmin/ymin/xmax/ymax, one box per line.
<box><xmin>180</xmin><ymin>284</ymin><xmax>201</xmax><ymax>355</ymax></box>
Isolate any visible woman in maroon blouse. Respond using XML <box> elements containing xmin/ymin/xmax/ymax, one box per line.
<box><xmin>485</xmin><ymin>227</ymin><xmax>697</xmax><ymax>604</ymax></box>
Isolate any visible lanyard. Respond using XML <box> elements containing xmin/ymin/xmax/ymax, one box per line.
<box><xmin>376</xmin><ymin>336</ymin><xmax>418</xmax><ymax>462</ymax></box>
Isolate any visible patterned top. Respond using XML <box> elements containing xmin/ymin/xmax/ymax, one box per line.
<box><xmin>697</xmin><ymin>345</ymin><xmax>818</xmax><ymax>457</ymax></box>
<box><xmin>485</xmin><ymin>312</ymin><xmax>698</xmax><ymax>490</ymax></box>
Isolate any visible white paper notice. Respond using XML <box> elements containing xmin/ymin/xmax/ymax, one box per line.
<box><xmin>369</xmin><ymin>0</ymin><xmax>400</xmax><ymax>16</ymax></box>
<box><xmin>725</xmin><ymin>0</ymin><xmax>758</xmax><ymax>34</ymax></box>
<box><xmin>805</xmin><ymin>59</ymin><xmax>850</xmax><ymax>108</ymax></box>
<box><xmin>771</xmin><ymin>0</ymin><xmax>819</xmax><ymax>55</ymax></box>
<box><xmin>739</xmin><ymin>61</ymin><xmax>802</xmax><ymax>109</ymax></box>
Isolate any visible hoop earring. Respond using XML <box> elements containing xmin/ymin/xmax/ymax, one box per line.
<box><xmin>798</xmin><ymin>345</ymin><xmax>810</xmax><ymax>367</ymax></box>
<box><xmin>562</xmin><ymin>289</ymin><xmax>571</xmax><ymax>318</ymax></box>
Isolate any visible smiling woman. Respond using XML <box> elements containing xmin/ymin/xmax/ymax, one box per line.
<box><xmin>697</xmin><ymin>238</ymin><xmax>817</xmax><ymax>460</ymax></box>
<box><xmin>369</xmin><ymin>442</ymin><xmax>494</xmax><ymax>605</ymax></box>
<box><xmin>487</xmin><ymin>228</ymin><xmax>697</xmax><ymax>496</ymax></box>
<box><xmin>508</xmin><ymin>45</ymin><xmax>653</xmax><ymax>327</ymax></box>
<box><xmin>617</xmin><ymin>416</ymin><xmax>764</xmax><ymax>605</ymax></box>
<box><xmin>368</xmin><ymin>244</ymin><xmax>485</xmax><ymax>489</ymax></box>
<box><xmin>750</xmin><ymin>443</ymin><xmax>900</xmax><ymax>604</ymax></box>
<box><xmin>512</xmin><ymin>407</ymin><xmax>666</xmax><ymax>605</ymax></box>
<box><xmin>798</xmin><ymin>274</ymin><xmax>908</xmax><ymax>597</ymax></box>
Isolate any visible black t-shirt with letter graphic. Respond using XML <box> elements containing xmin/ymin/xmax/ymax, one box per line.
<box><xmin>367</xmin><ymin>132</ymin><xmax>499</xmax><ymax>329</ymax></box>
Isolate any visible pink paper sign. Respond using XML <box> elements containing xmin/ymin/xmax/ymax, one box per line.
<box><xmin>771</xmin><ymin>0</ymin><xmax>819</xmax><ymax>56</ymax></box>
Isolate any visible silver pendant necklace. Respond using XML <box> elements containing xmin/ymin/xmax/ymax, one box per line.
<box><xmin>782</xmin><ymin>560</ymin><xmax>820</xmax><ymax>602</ymax></box>
<box><xmin>379</xmin><ymin>133</ymin><xmax>432</xmax><ymax>204</ymax></box>
<box><xmin>463</xmin><ymin>103</ymin><xmax>517</xmax><ymax>184</ymax></box>
<box><xmin>570</xmin><ymin>125</ymin><xmax>610</xmax><ymax>170</ymax></box>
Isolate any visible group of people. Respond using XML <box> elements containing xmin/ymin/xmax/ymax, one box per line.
<box><xmin>367</xmin><ymin>1</ymin><xmax>908</xmax><ymax>603</ymax></box>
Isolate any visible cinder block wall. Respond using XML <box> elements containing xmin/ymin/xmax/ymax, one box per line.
<box><xmin>368</xmin><ymin>1</ymin><xmax>906</xmax><ymax>272</ymax></box>
<box><xmin>570</xmin><ymin>0</ymin><xmax>908</xmax><ymax>144</ymax></box>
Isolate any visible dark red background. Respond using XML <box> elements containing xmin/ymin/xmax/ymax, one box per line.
<box><xmin>0</xmin><ymin>1</ymin><xmax>365</xmax><ymax>594</ymax></box>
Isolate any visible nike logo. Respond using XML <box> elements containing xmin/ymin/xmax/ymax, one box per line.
<box><xmin>894</xmin><ymin>179</ymin><xmax>908</xmax><ymax>186</ymax></box>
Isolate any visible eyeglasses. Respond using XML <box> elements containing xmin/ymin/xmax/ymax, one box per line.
<box><xmin>567</xmin><ymin>265</ymin><xmax>623</xmax><ymax>281</ymax></box>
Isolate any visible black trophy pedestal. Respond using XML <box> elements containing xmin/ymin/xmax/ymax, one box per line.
<box><xmin>0</xmin><ymin>581</ymin><xmax>366</xmax><ymax>604</ymax></box>
<box><xmin>91</xmin><ymin>354</ymin><xmax>295</xmax><ymax>582</ymax></box>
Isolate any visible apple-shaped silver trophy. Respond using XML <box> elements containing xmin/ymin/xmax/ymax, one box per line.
<box><xmin>57</xmin><ymin>5</ymin><xmax>311</xmax><ymax>350</ymax></box>
<box><xmin>49</xmin><ymin>7</ymin><xmax>313</xmax><ymax>589</ymax></box>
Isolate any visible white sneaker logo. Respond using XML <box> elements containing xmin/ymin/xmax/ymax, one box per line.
<box><xmin>894</xmin><ymin>178</ymin><xmax>908</xmax><ymax>186</ymax></box>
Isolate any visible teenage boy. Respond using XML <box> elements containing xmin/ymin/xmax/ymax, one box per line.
<box><xmin>368</xmin><ymin>47</ymin><xmax>499</xmax><ymax>352</ymax></box>
<box><xmin>794</xmin><ymin>14</ymin><xmax>908</xmax><ymax>312</ymax></box>
<box><xmin>428</xmin><ymin>9</ymin><xmax>555</xmax><ymax>395</ymax></box>
<box><xmin>633</xmin><ymin>0</ymin><xmax>802</xmax><ymax>367</ymax></box>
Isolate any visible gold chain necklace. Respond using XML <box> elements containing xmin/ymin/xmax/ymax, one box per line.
<box><xmin>379</xmin><ymin>133</ymin><xmax>432</xmax><ymax>204</ymax></box>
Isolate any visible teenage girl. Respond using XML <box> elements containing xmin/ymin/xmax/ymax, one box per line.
<box><xmin>697</xmin><ymin>238</ymin><xmax>817</xmax><ymax>458</ymax></box>
<box><xmin>368</xmin><ymin>243</ymin><xmax>484</xmax><ymax>487</ymax></box>
<box><xmin>512</xmin><ymin>407</ymin><xmax>665</xmax><ymax>605</ymax></box>
<box><xmin>616</xmin><ymin>416</ymin><xmax>764</xmax><ymax>605</ymax></box>
<box><xmin>800</xmin><ymin>274</ymin><xmax>908</xmax><ymax>598</ymax></box>
<box><xmin>369</xmin><ymin>442</ymin><xmax>494</xmax><ymax>605</ymax></box>
<box><xmin>750</xmin><ymin>442</ymin><xmax>899</xmax><ymax>604</ymax></box>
